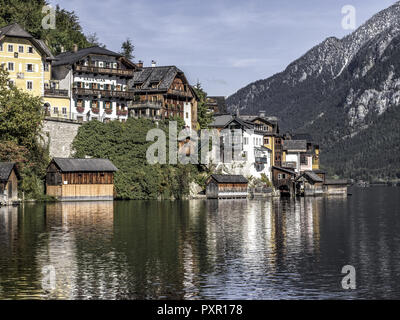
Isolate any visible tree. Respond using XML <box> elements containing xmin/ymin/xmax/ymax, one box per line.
<box><xmin>120</xmin><ymin>38</ymin><xmax>134</xmax><ymax>60</ymax></box>
<box><xmin>193</xmin><ymin>81</ymin><xmax>213</xmax><ymax>129</ymax></box>
<box><xmin>0</xmin><ymin>68</ymin><xmax>44</xmax><ymax>149</ymax></box>
<box><xmin>0</xmin><ymin>67</ymin><xmax>50</xmax><ymax>199</ymax></box>
<box><xmin>86</xmin><ymin>32</ymin><xmax>106</xmax><ymax>48</ymax></box>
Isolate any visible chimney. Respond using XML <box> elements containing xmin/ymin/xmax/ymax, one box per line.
<box><xmin>151</xmin><ymin>60</ymin><xmax>157</xmax><ymax>67</ymax></box>
<box><xmin>73</xmin><ymin>44</ymin><xmax>78</xmax><ymax>53</ymax></box>
<box><xmin>259</xmin><ymin>110</ymin><xmax>266</xmax><ymax>118</ymax></box>
<box><xmin>136</xmin><ymin>60</ymin><xmax>143</xmax><ymax>69</ymax></box>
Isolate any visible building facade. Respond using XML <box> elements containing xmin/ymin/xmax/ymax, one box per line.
<box><xmin>46</xmin><ymin>158</ymin><xmax>118</xmax><ymax>201</ymax></box>
<box><xmin>0</xmin><ymin>23</ymin><xmax>71</xmax><ymax>119</ymax></box>
<box><xmin>0</xmin><ymin>163</ymin><xmax>19</xmax><ymax>205</ymax></box>
<box><xmin>209</xmin><ymin>115</ymin><xmax>272</xmax><ymax>181</ymax></box>
<box><xmin>52</xmin><ymin>46</ymin><xmax>137</xmax><ymax>123</ymax></box>
<box><xmin>129</xmin><ymin>65</ymin><xmax>198</xmax><ymax>130</ymax></box>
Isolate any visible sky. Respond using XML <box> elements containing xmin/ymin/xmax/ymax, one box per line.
<box><xmin>48</xmin><ymin>0</ymin><xmax>397</xmax><ymax>97</ymax></box>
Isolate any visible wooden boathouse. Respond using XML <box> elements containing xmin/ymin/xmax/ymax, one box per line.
<box><xmin>46</xmin><ymin>158</ymin><xmax>118</xmax><ymax>201</ymax></box>
<box><xmin>0</xmin><ymin>163</ymin><xmax>19</xmax><ymax>206</ymax></box>
<box><xmin>206</xmin><ymin>174</ymin><xmax>248</xmax><ymax>199</ymax></box>
<box><xmin>295</xmin><ymin>171</ymin><xmax>324</xmax><ymax>196</ymax></box>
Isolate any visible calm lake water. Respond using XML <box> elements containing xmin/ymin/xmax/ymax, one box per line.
<box><xmin>0</xmin><ymin>186</ymin><xmax>399</xmax><ymax>300</ymax></box>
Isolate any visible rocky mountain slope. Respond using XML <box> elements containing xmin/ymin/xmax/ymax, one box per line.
<box><xmin>226</xmin><ymin>2</ymin><xmax>400</xmax><ymax>181</ymax></box>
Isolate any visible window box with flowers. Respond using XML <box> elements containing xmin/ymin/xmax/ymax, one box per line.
<box><xmin>76</xmin><ymin>106</ymin><xmax>85</xmax><ymax>113</ymax></box>
<box><xmin>105</xmin><ymin>108</ymin><xmax>113</xmax><ymax>115</ymax></box>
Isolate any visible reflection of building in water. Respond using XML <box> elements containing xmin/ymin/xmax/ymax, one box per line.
<box><xmin>36</xmin><ymin>201</ymin><xmax>122</xmax><ymax>299</ymax></box>
<box><xmin>0</xmin><ymin>206</ymin><xmax>19</xmax><ymax>249</ymax></box>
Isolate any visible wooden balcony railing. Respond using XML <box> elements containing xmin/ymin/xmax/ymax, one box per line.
<box><xmin>44</xmin><ymin>88</ymin><xmax>69</xmax><ymax>97</ymax></box>
<box><xmin>73</xmin><ymin>88</ymin><xmax>135</xmax><ymax>99</ymax></box>
<box><xmin>75</xmin><ymin>65</ymin><xmax>134</xmax><ymax>77</ymax></box>
<box><xmin>129</xmin><ymin>100</ymin><xmax>163</xmax><ymax>109</ymax></box>
<box><xmin>168</xmin><ymin>89</ymin><xmax>193</xmax><ymax>98</ymax></box>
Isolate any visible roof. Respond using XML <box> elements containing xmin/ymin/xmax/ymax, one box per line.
<box><xmin>210</xmin><ymin>114</ymin><xmax>233</xmax><ymax>127</ymax></box>
<box><xmin>272</xmin><ymin>166</ymin><xmax>295</xmax><ymax>175</ymax></box>
<box><xmin>0</xmin><ymin>23</ymin><xmax>54</xmax><ymax>60</ymax></box>
<box><xmin>0</xmin><ymin>163</ymin><xmax>16</xmax><ymax>182</ymax></box>
<box><xmin>0</xmin><ymin>23</ymin><xmax>32</xmax><ymax>38</ymax></box>
<box><xmin>51</xmin><ymin>158</ymin><xmax>118</xmax><ymax>172</ymax></box>
<box><xmin>131</xmin><ymin>66</ymin><xmax>186</xmax><ymax>92</ymax></box>
<box><xmin>283</xmin><ymin>140</ymin><xmax>307</xmax><ymax>151</ymax></box>
<box><xmin>297</xmin><ymin>171</ymin><xmax>324</xmax><ymax>183</ymax></box>
<box><xmin>53</xmin><ymin>46</ymin><xmax>124</xmax><ymax>67</ymax></box>
<box><xmin>324</xmin><ymin>179</ymin><xmax>349</xmax><ymax>185</ymax></box>
<box><xmin>210</xmin><ymin>174</ymin><xmax>248</xmax><ymax>184</ymax></box>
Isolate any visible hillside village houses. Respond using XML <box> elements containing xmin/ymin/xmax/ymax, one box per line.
<box><xmin>0</xmin><ymin>22</ymin><xmax>347</xmax><ymax>200</ymax></box>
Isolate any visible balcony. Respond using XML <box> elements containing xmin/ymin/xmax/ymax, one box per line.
<box><xmin>255</xmin><ymin>157</ymin><xmax>268</xmax><ymax>164</ymax></box>
<box><xmin>167</xmin><ymin>89</ymin><xmax>193</xmax><ymax>98</ymax></box>
<box><xmin>129</xmin><ymin>100</ymin><xmax>163</xmax><ymax>109</ymax></box>
<box><xmin>75</xmin><ymin>64</ymin><xmax>134</xmax><ymax>77</ymax></box>
<box><xmin>44</xmin><ymin>88</ymin><xmax>69</xmax><ymax>97</ymax></box>
<box><xmin>73</xmin><ymin>87</ymin><xmax>135</xmax><ymax>99</ymax></box>
<box><xmin>282</xmin><ymin>161</ymin><xmax>297</xmax><ymax>169</ymax></box>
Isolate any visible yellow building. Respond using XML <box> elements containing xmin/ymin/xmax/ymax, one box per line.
<box><xmin>0</xmin><ymin>23</ymin><xmax>70</xmax><ymax>118</ymax></box>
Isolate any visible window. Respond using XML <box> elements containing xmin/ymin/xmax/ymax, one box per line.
<box><xmin>19</xmin><ymin>45</ymin><xmax>24</xmax><ymax>53</ymax></box>
<box><xmin>28</xmin><ymin>46</ymin><xmax>34</xmax><ymax>54</ymax></box>
<box><xmin>27</xmin><ymin>81</ymin><xmax>33</xmax><ymax>90</ymax></box>
<box><xmin>8</xmin><ymin>62</ymin><xmax>14</xmax><ymax>71</ymax></box>
<box><xmin>62</xmin><ymin>107</ymin><xmax>67</xmax><ymax>114</ymax></box>
<box><xmin>53</xmin><ymin>107</ymin><xmax>59</xmax><ymax>114</ymax></box>
<box><xmin>0</xmin><ymin>43</ymin><xmax>3</xmax><ymax>51</ymax></box>
<box><xmin>26</xmin><ymin>64</ymin><xmax>34</xmax><ymax>72</ymax></box>
<box><xmin>244</xmin><ymin>137</ymin><xmax>249</xmax><ymax>145</ymax></box>
<box><xmin>8</xmin><ymin>45</ymin><xmax>13</xmax><ymax>52</ymax></box>
<box><xmin>186</xmin><ymin>112</ymin><xmax>189</xmax><ymax>119</ymax></box>
<box><xmin>44</xmin><ymin>63</ymin><xmax>49</xmax><ymax>72</ymax></box>
<box><xmin>8</xmin><ymin>80</ymin><xmax>14</xmax><ymax>87</ymax></box>
<box><xmin>264</xmin><ymin>138</ymin><xmax>269</xmax><ymax>145</ymax></box>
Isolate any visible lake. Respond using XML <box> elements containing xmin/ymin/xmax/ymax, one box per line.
<box><xmin>0</xmin><ymin>186</ymin><xmax>399</xmax><ymax>300</ymax></box>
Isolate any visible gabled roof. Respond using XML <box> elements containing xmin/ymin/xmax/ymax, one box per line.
<box><xmin>209</xmin><ymin>114</ymin><xmax>233</xmax><ymax>127</ymax></box>
<box><xmin>210</xmin><ymin>174</ymin><xmax>248</xmax><ymax>184</ymax></box>
<box><xmin>0</xmin><ymin>162</ymin><xmax>17</xmax><ymax>182</ymax></box>
<box><xmin>0</xmin><ymin>23</ymin><xmax>54</xmax><ymax>60</ymax></box>
<box><xmin>51</xmin><ymin>158</ymin><xmax>118</xmax><ymax>173</ymax></box>
<box><xmin>130</xmin><ymin>66</ymin><xmax>187</xmax><ymax>92</ymax></box>
<box><xmin>224</xmin><ymin>116</ymin><xmax>254</xmax><ymax>130</ymax></box>
<box><xmin>296</xmin><ymin>171</ymin><xmax>324</xmax><ymax>183</ymax></box>
<box><xmin>272</xmin><ymin>166</ymin><xmax>295</xmax><ymax>175</ymax></box>
<box><xmin>0</xmin><ymin>23</ymin><xmax>32</xmax><ymax>38</ymax></box>
<box><xmin>53</xmin><ymin>46</ymin><xmax>129</xmax><ymax>67</ymax></box>
<box><xmin>283</xmin><ymin>140</ymin><xmax>307</xmax><ymax>152</ymax></box>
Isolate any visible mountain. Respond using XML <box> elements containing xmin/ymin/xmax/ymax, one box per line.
<box><xmin>226</xmin><ymin>2</ymin><xmax>400</xmax><ymax>181</ymax></box>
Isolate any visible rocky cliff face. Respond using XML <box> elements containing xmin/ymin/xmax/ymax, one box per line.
<box><xmin>227</xmin><ymin>2</ymin><xmax>400</xmax><ymax>180</ymax></box>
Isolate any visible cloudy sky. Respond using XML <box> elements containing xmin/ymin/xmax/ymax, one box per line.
<box><xmin>48</xmin><ymin>0</ymin><xmax>397</xmax><ymax>97</ymax></box>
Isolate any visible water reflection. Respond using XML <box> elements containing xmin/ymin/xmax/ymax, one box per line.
<box><xmin>0</xmin><ymin>187</ymin><xmax>400</xmax><ymax>299</ymax></box>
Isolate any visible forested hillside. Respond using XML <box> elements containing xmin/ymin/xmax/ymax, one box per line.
<box><xmin>227</xmin><ymin>2</ymin><xmax>400</xmax><ymax>181</ymax></box>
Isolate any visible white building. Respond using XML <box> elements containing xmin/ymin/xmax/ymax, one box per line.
<box><xmin>209</xmin><ymin>116</ymin><xmax>272</xmax><ymax>181</ymax></box>
<box><xmin>282</xmin><ymin>140</ymin><xmax>308</xmax><ymax>173</ymax></box>
<box><xmin>52</xmin><ymin>46</ymin><xmax>137</xmax><ymax>123</ymax></box>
